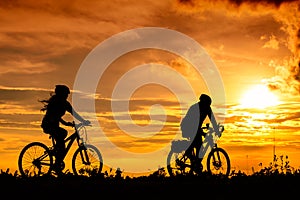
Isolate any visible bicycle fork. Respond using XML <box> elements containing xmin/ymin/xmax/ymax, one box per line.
<box><xmin>211</xmin><ymin>148</ymin><xmax>222</xmax><ymax>169</ymax></box>
<box><xmin>79</xmin><ymin>145</ymin><xmax>91</xmax><ymax>165</ymax></box>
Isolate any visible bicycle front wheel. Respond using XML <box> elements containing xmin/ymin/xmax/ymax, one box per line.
<box><xmin>18</xmin><ymin>142</ymin><xmax>53</xmax><ymax>177</ymax></box>
<box><xmin>72</xmin><ymin>144</ymin><xmax>103</xmax><ymax>176</ymax></box>
<box><xmin>206</xmin><ymin>147</ymin><xmax>230</xmax><ymax>177</ymax></box>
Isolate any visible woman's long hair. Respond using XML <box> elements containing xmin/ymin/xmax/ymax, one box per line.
<box><xmin>39</xmin><ymin>92</ymin><xmax>55</xmax><ymax>112</ymax></box>
<box><xmin>39</xmin><ymin>85</ymin><xmax>70</xmax><ymax>112</ymax></box>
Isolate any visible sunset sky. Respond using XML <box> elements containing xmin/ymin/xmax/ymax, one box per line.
<box><xmin>1</xmin><ymin>0</ymin><xmax>300</xmax><ymax>176</ymax></box>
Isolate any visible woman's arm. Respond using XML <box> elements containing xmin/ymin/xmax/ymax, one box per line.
<box><xmin>66</xmin><ymin>101</ymin><xmax>90</xmax><ymax>124</ymax></box>
<box><xmin>59</xmin><ymin>118</ymin><xmax>74</xmax><ymax>127</ymax></box>
<box><xmin>72</xmin><ymin>109</ymin><xmax>86</xmax><ymax>122</ymax></box>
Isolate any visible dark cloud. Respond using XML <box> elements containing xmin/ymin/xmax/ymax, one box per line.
<box><xmin>223</xmin><ymin>0</ymin><xmax>298</xmax><ymax>6</ymax></box>
<box><xmin>265</xmin><ymin>60</ymin><xmax>300</xmax><ymax>94</ymax></box>
<box><xmin>178</xmin><ymin>0</ymin><xmax>299</xmax><ymax>7</ymax></box>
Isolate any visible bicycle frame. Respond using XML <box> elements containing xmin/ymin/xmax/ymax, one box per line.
<box><xmin>198</xmin><ymin>124</ymin><xmax>221</xmax><ymax>159</ymax></box>
<box><xmin>167</xmin><ymin>122</ymin><xmax>230</xmax><ymax>177</ymax></box>
<box><xmin>18</xmin><ymin>122</ymin><xmax>103</xmax><ymax>177</ymax></box>
<box><xmin>50</xmin><ymin>126</ymin><xmax>86</xmax><ymax>162</ymax></box>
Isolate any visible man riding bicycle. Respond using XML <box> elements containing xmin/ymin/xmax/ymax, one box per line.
<box><xmin>39</xmin><ymin>84</ymin><xmax>90</xmax><ymax>170</ymax></box>
<box><xmin>180</xmin><ymin>94</ymin><xmax>220</xmax><ymax>164</ymax></box>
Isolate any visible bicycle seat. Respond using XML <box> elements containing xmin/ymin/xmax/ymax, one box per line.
<box><xmin>48</xmin><ymin>135</ymin><xmax>57</xmax><ymax>147</ymax></box>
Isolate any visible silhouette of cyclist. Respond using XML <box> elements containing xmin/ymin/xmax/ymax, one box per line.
<box><xmin>40</xmin><ymin>84</ymin><xmax>90</xmax><ymax>170</ymax></box>
<box><xmin>180</xmin><ymin>94</ymin><xmax>220</xmax><ymax>163</ymax></box>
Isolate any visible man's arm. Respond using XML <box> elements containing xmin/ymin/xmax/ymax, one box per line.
<box><xmin>209</xmin><ymin>108</ymin><xmax>221</xmax><ymax>136</ymax></box>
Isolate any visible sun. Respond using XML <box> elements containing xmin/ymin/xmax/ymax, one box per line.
<box><xmin>240</xmin><ymin>84</ymin><xmax>280</xmax><ymax>109</ymax></box>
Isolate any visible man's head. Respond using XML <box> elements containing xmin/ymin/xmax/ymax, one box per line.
<box><xmin>199</xmin><ymin>94</ymin><xmax>212</xmax><ymax>106</ymax></box>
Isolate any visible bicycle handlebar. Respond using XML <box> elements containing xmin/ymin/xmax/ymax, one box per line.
<box><xmin>201</xmin><ymin>123</ymin><xmax>224</xmax><ymax>134</ymax></box>
<box><xmin>73</xmin><ymin>121</ymin><xmax>92</xmax><ymax>129</ymax></box>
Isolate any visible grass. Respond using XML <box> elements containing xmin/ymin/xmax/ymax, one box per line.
<box><xmin>1</xmin><ymin>154</ymin><xmax>299</xmax><ymax>199</ymax></box>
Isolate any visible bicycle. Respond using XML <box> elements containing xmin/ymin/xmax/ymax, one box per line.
<box><xmin>167</xmin><ymin>123</ymin><xmax>230</xmax><ymax>177</ymax></box>
<box><xmin>18</xmin><ymin>121</ymin><xmax>103</xmax><ymax>177</ymax></box>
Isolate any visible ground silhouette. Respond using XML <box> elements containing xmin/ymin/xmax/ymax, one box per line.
<box><xmin>0</xmin><ymin>165</ymin><xmax>299</xmax><ymax>199</ymax></box>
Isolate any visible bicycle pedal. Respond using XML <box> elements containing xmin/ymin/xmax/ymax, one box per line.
<box><xmin>52</xmin><ymin>169</ymin><xmax>64</xmax><ymax>176</ymax></box>
<box><xmin>175</xmin><ymin>159</ymin><xmax>184</xmax><ymax>166</ymax></box>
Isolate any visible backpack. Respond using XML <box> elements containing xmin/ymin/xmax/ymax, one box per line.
<box><xmin>180</xmin><ymin>102</ymin><xmax>200</xmax><ymax>139</ymax></box>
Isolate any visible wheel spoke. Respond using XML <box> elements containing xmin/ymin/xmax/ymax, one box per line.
<box><xmin>207</xmin><ymin>148</ymin><xmax>230</xmax><ymax>177</ymax></box>
<box><xmin>72</xmin><ymin>144</ymin><xmax>103</xmax><ymax>177</ymax></box>
<box><xmin>18</xmin><ymin>142</ymin><xmax>53</xmax><ymax>177</ymax></box>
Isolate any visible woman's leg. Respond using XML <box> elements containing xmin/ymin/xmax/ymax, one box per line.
<box><xmin>52</xmin><ymin>127</ymin><xmax>68</xmax><ymax>166</ymax></box>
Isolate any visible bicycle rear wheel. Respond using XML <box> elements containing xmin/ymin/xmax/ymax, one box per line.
<box><xmin>206</xmin><ymin>147</ymin><xmax>230</xmax><ymax>177</ymax></box>
<box><xmin>18</xmin><ymin>142</ymin><xmax>53</xmax><ymax>177</ymax></box>
<box><xmin>167</xmin><ymin>149</ymin><xmax>195</xmax><ymax>176</ymax></box>
<box><xmin>72</xmin><ymin>144</ymin><xmax>103</xmax><ymax>176</ymax></box>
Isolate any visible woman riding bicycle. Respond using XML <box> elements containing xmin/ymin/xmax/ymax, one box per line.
<box><xmin>39</xmin><ymin>84</ymin><xmax>90</xmax><ymax>169</ymax></box>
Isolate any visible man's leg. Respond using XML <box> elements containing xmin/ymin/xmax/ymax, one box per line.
<box><xmin>194</xmin><ymin>136</ymin><xmax>204</xmax><ymax>173</ymax></box>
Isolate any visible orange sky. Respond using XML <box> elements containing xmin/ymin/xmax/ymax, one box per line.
<box><xmin>0</xmin><ymin>0</ymin><xmax>300</xmax><ymax>176</ymax></box>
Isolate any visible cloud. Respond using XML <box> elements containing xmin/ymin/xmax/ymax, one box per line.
<box><xmin>263</xmin><ymin>2</ymin><xmax>300</xmax><ymax>95</ymax></box>
<box><xmin>0</xmin><ymin>0</ymin><xmax>173</xmax><ymax>91</ymax></box>
<box><xmin>224</xmin><ymin>101</ymin><xmax>300</xmax><ymax>143</ymax></box>
<box><xmin>261</xmin><ymin>35</ymin><xmax>280</xmax><ymax>50</ymax></box>
<box><xmin>175</xmin><ymin>0</ymin><xmax>299</xmax><ymax>11</ymax></box>
<box><xmin>0</xmin><ymin>86</ymin><xmax>51</xmax><ymax>131</ymax></box>
<box><xmin>0</xmin><ymin>86</ymin><xmax>52</xmax><ymax>112</ymax></box>
<box><xmin>174</xmin><ymin>0</ymin><xmax>300</xmax><ymax>95</ymax></box>
<box><xmin>0</xmin><ymin>59</ymin><xmax>56</xmax><ymax>75</ymax></box>
<box><xmin>263</xmin><ymin>60</ymin><xmax>300</xmax><ymax>95</ymax></box>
